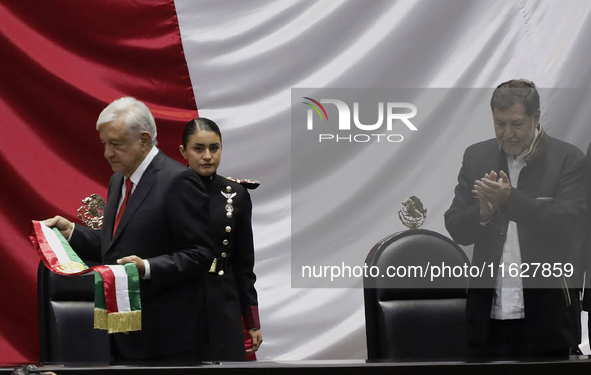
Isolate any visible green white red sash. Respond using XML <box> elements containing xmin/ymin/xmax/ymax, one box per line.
<box><xmin>30</xmin><ymin>220</ymin><xmax>141</xmax><ymax>333</ymax></box>
<box><xmin>92</xmin><ymin>264</ymin><xmax>142</xmax><ymax>333</ymax></box>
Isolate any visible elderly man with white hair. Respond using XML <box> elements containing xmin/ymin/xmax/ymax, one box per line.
<box><xmin>45</xmin><ymin>97</ymin><xmax>214</xmax><ymax>364</ymax></box>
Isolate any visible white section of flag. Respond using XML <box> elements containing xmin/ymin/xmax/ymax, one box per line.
<box><xmin>108</xmin><ymin>265</ymin><xmax>131</xmax><ymax>313</ymax></box>
<box><xmin>40</xmin><ymin>222</ymin><xmax>70</xmax><ymax>264</ymax></box>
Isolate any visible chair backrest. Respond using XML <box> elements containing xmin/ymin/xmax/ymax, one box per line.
<box><xmin>363</xmin><ymin>229</ymin><xmax>469</xmax><ymax>361</ymax></box>
<box><xmin>38</xmin><ymin>262</ymin><xmax>109</xmax><ymax>364</ymax></box>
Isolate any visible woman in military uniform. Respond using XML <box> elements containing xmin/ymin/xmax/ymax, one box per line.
<box><xmin>180</xmin><ymin>117</ymin><xmax>262</xmax><ymax>361</ymax></box>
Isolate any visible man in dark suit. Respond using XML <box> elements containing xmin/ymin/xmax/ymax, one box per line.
<box><xmin>583</xmin><ymin>142</ymin><xmax>591</xmax><ymax>343</ymax></box>
<box><xmin>45</xmin><ymin>97</ymin><xmax>214</xmax><ymax>363</ymax></box>
<box><xmin>445</xmin><ymin>79</ymin><xmax>587</xmax><ymax>359</ymax></box>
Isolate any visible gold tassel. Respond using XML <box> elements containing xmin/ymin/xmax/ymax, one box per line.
<box><xmin>94</xmin><ymin>308</ymin><xmax>108</xmax><ymax>330</ymax></box>
<box><xmin>128</xmin><ymin>310</ymin><xmax>142</xmax><ymax>332</ymax></box>
<box><xmin>107</xmin><ymin>311</ymin><xmax>142</xmax><ymax>334</ymax></box>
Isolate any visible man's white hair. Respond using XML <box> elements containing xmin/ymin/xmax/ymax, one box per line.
<box><xmin>96</xmin><ymin>97</ymin><xmax>158</xmax><ymax>146</ymax></box>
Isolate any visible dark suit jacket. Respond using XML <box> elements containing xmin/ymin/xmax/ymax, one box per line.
<box><xmin>582</xmin><ymin>142</ymin><xmax>591</xmax><ymax>311</ymax></box>
<box><xmin>70</xmin><ymin>150</ymin><xmax>214</xmax><ymax>360</ymax></box>
<box><xmin>444</xmin><ymin>133</ymin><xmax>586</xmax><ymax>352</ymax></box>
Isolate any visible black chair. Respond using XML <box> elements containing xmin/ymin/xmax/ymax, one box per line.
<box><xmin>364</xmin><ymin>229</ymin><xmax>469</xmax><ymax>361</ymax></box>
<box><xmin>38</xmin><ymin>262</ymin><xmax>109</xmax><ymax>364</ymax></box>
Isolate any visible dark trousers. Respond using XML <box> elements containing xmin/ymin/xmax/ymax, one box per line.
<box><xmin>468</xmin><ymin>319</ymin><xmax>569</xmax><ymax>361</ymax></box>
<box><xmin>110</xmin><ymin>335</ymin><xmax>204</xmax><ymax>366</ymax></box>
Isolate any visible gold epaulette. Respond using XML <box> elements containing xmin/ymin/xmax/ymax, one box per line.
<box><xmin>225</xmin><ymin>176</ymin><xmax>261</xmax><ymax>190</ymax></box>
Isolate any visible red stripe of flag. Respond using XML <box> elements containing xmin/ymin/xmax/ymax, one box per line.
<box><xmin>31</xmin><ymin>221</ymin><xmax>60</xmax><ymax>270</ymax></box>
<box><xmin>94</xmin><ymin>265</ymin><xmax>119</xmax><ymax>314</ymax></box>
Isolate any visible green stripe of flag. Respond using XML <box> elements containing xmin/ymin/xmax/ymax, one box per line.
<box><xmin>125</xmin><ymin>263</ymin><xmax>142</xmax><ymax>311</ymax></box>
<box><xmin>94</xmin><ymin>271</ymin><xmax>106</xmax><ymax>310</ymax></box>
<box><xmin>51</xmin><ymin>227</ymin><xmax>88</xmax><ymax>268</ymax></box>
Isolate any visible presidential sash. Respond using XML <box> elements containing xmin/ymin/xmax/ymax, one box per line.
<box><xmin>30</xmin><ymin>220</ymin><xmax>141</xmax><ymax>333</ymax></box>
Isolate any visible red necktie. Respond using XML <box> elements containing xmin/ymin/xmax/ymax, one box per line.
<box><xmin>113</xmin><ymin>178</ymin><xmax>133</xmax><ymax>235</ymax></box>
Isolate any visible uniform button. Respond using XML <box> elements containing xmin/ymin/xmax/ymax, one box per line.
<box><xmin>225</xmin><ymin>226</ymin><xmax>232</xmax><ymax>233</ymax></box>
<box><xmin>223</xmin><ymin>239</ymin><xmax>229</xmax><ymax>246</ymax></box>
<box><xmin>218</xmin><ymin>270</ymin><xmax>225</xmax><ymax>276</ymax></box>
<box><xmin>226</xmin><ymin>212</ymin><xmax>233</xmax><ymax>218</ymax></box>
<box><xmin>221</xmin><ymin>252</ymin><xmax>227</xmax><ymax>258</ymax></box>
<box><xmin>226</xmin><ymin>186</ymin><xmax>232</xmax><ymax>192</ymax></box>
<box><xmin>499</xmin><ymin>228</ymin><xmax>505</xmax><ymax>236</ymax></box>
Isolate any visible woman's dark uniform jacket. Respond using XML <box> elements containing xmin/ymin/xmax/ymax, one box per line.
<box><xmin>201</xmin><ymin>173</ymin><xmax>260</xmax><ymax>361</ymax></box>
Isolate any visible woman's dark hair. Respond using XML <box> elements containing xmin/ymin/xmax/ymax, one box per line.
<box><xmin>182</xmin><ymin>117</ymin><xmax>222</xmax><ymax>147</ymax></box>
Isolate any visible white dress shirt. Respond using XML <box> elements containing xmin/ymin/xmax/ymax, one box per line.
<box><xmin>490</xmin><ymin>151</ymin><xmax>527</xmax><ymax>320</ymax></box>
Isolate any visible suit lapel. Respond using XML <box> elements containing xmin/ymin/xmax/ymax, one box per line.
<box><xmin>106</xmin><ymin>151</ymin><xmax>164</xmax><ymax>251</ymax></box>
